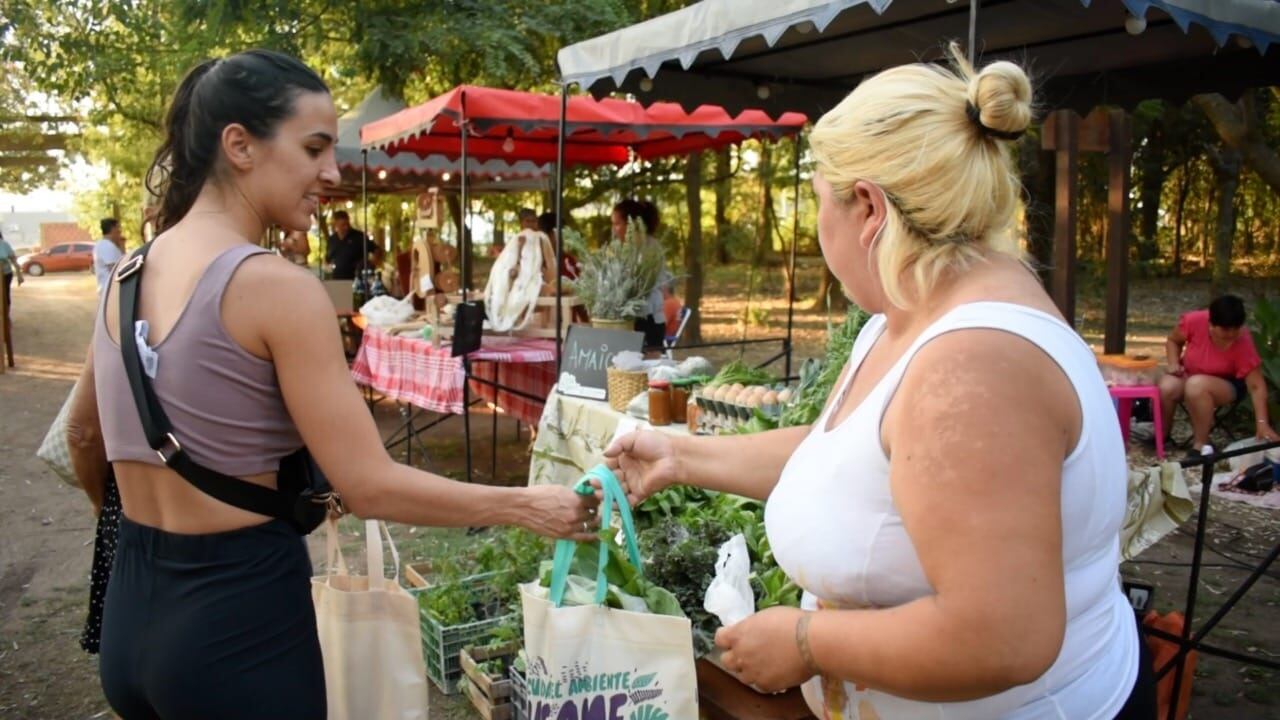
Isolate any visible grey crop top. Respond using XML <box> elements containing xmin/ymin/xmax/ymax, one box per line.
<box><xmin>94</xmin><ymin>244</ymin><xmax>303</xmax><ymax>477</ymax></box>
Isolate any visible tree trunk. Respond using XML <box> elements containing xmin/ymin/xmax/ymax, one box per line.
<box><xmin>814</xmin><ymin>266</ymin><xmax>849</xmax><ymax>311</ymax></box>
<box><xmin>1136</xmin><ymin>114</ymin><xmax>1166</xmax><ymax>262</ymax></box>
<box><xmin>768</xmin><ymin>193</ymin><xmax>788</xmax><ymax>299</ymax></box>
<box><xmin>1241</xmin><ymin>188</ymin><xmax>1254</xmax><ymax>256</ymax></box>
<box><xmin>683</xmin><ymin>151</ymin><xmax>704</xmax><ymax>344</ymax></box>
<box><xmin>1173</xmin><ymin>163</ymin><xmax>1191</xmax><ymax>276</ymax></box>
<box><xmin>1018</xmin><ymin>134</ymin><xmax>1056</xmax><ymax>284</ymax></box>
<box><xmin>714</xmin><ymin>147</ymin><xmax>731</xmax><ymax>265</ymax></box>
<box><xmin>755</xmin><ymin>142</ymin><xmax>772</xmax><ymax>266</ymax></box>
<box><xmin>1194</xmin><ymin>91</ymin><xmax>1280</xmax><ymax>195</ymax></box>
<box><xmin>1207</xmin><ymin>145</ymin><xmax>1242</xmax><ymax>295</ymax></box>
<box><xmin>1200</xmin><ymin>184</ymin><xmax>1213</xmax><ymax>269</ymax></box>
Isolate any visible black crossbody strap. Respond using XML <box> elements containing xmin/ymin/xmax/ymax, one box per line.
<box><xmin>117</xmin><ymin>244</ymin><xmax>291</xmax><ymax>520</ymax></box>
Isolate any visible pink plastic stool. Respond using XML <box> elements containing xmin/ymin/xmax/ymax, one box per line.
<box><xmin>1109</xmin><ymin>385</ymin><xmax>1164</xmax><ymax>459</ymax></box>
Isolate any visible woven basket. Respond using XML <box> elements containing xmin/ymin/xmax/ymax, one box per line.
<box><xmin>607</xmin><ymin>367</ymin><xmax>648</xmax><ymax>412</ymax></box>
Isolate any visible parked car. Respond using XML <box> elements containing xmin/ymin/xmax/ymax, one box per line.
<box><xmin>19</xmin><ymin>242</ymin><xmax>95</xmax><ymax>276</ymax></box>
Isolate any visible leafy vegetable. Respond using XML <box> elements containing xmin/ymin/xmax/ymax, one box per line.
<box><xmin>732</xmin><ymin>408</ymin><xmax>778</xmax><ymax>435</ymax></box>
<box><xmin>780</xmin><ymin>307</ymin><xmax>870</xmax><ymax>428</ymax></box>
<box><xmin>538</xmin><ymin>530</ymin><xmax>685</xmax><ymax>618</ymax></box>
<box><xmin>422</xmin><ymin>581</ymin><xmax>478</xmax><ymax>626</ymax></box>
<box><xmin>753</xmin><ymin>566</ymin><xmax>801</xmax><ymax>611</ymax></box>
<box><xmin>710</xmin><ymin>359</ymin><xmax>774</xmax><ymax>387</ymax></box>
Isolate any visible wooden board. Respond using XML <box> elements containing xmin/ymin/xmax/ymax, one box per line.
<box><xmin>403</xmin><ymin>562</ymin><xmax>434</xmax><ymax>589</ymax></box>
<box><xmin>696</xmin><ymin>659</ymin><xmax>816</xmax><ymax>720</ymax></box>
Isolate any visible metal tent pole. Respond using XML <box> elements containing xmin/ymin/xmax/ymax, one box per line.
<box><xmin>460</xmin><ymin>90</ymin><xmax>474</xmax><ymax>484</ymax></box>
<box><xmin>554</xmin><ymin>83</ymin><xmax>568</xmax><ymax>373</ymax></box>
<box><xmin>361</xmin><ymin>150</ymin><xmax>369</xmax><ymax>278</ymax></box>
<box><xmin>968</xmin><ymin>0</ymin><xmax>981</xmax><ymax>62</ymax></box>
<box><xmin>460</xmin><ymin>90</ymin><xmax>470</xmax><ymax>304</ymax></box>
<box><xmin>786</xmin><ymin>134</ymin><xmax>801</xmax><ymax>380</ymax></box>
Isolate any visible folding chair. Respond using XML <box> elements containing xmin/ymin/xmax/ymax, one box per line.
<box><xmin>664</xmin><ymin>306</ymin><xmax>693</xmax><ymax>358</ymax></box>
<box><xmin>1171</xmin><ymin>396</ymin><xmax>1248</xmax><ymax>448</ymax></box>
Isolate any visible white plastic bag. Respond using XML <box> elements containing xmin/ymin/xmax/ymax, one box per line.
<box><xmin>703</xmin><ymin>533</ymin><xmax>754</xmax><ymax>627</ymax></box>
<box><xmin>1224</xmin><ymin>438</ymin><xmax>1280</xmax><ymax>473</ymax></box>
<box><xmin>359</xmin><ymin>294</ymin><xmax>415</xmax><ymax>328</ymax></box>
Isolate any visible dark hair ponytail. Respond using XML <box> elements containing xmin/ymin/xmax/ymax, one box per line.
<box><xmin>145</xmin><ymin>49</ymin><xmax>329</xmax><ymax>232</ymax></box>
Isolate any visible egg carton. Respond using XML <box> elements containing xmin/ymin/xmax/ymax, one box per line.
<box><xmin>693</xmin><ymin>383</ymin><xmax>794</xmax><ymax>430</ymax></box>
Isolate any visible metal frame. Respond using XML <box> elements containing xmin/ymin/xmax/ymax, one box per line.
<box><xmin>1148</xmin><ymin>440</ymin><xmax>1280</xmax><ymax>719</ymax></box>
<box><xmin>549</xmin><ymin>81</ymin><xmax>799</xmax><ymax>377</ymax></box>
<box><xmin>358</xmin><ymin>82</ymin><xmax>804</xmax><ymax>484</ymax></box>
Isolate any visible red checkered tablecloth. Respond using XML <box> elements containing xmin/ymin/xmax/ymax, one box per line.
<box><xmin>350</xmin><ymin>327</ymin><xmax>555</xmax><ymax>425</ymax></box>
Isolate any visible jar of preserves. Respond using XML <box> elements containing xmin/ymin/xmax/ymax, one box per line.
<box><xmin>648</xmin><ymin>380</ymin><xmax>672</xmax><ymax>426</ymax></box>
<box><xmin>670</xmin><ymin>379</ymin><xmax>692</xmax><ymax>424</ymax></box>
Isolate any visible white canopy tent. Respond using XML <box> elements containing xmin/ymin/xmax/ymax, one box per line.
<box><xmin>559</xmin><ymin>0</ymin><xmax>1280</xmax><ymax>117</ymax></box>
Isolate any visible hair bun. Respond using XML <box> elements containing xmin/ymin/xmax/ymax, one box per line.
<box><xmin>967</xmin><ymin>61</ymin><xmax>1032</xmax><ymax>140</ymax></box>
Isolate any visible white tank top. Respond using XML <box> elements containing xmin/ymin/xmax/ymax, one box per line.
<box><xmin>765</xmin><ymin>302</ymin><xmax>1138</xmax><ymax>720</ymax></box>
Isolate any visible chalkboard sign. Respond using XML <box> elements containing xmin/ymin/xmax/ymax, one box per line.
<box><xmin>558</xmin><ymin>325</ymin><xmax>645</xmax><ymax>401</ymax></box>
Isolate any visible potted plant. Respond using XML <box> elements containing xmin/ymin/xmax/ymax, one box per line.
<box><xmin>570</xmin><ymin>218</ymin><xmax>664</xmax><ymax>330</ymax></box>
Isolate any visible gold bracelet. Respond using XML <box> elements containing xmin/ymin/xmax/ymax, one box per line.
<box><xmin>795</xmin><ymin>611</ymin><xmax>821</xmax><ymax>676</ymax></box>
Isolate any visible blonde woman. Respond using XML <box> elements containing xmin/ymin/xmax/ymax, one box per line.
<box><xmin>607</xmin><ymin>46</ymin><xmax>1153</xmax><ymax>719</ymax></box>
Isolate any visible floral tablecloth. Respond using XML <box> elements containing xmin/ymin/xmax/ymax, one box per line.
<box><xmin>528</xmin><ymin>388</ymin><xmax>690</xmax><ymax>487</ymax></box>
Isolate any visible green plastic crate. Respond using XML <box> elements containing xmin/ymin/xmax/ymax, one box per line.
<box><xmin>410</xmin><ymin>574</ymin><xmax>516</xmax><ymax>695</ymax></box>
<box><xmin>509</xmin><ymin>665</ymin><xmax>530</xmax><ymax>720</ymax></box>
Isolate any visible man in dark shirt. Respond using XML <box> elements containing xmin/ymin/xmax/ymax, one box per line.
<box><xmin>325</xmin><ymin>210</ymin><xmax>368</xmax><ymax>280</ymax></box>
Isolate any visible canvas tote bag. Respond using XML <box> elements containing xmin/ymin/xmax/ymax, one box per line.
<box><xmin>36</xmin><ymin>380</ymin><xmax>81</xmax><ymax>487</ymax></box>
<box><xmin>521</xmin><ymin>466</ymin><xmax>698</xmax><ymax>720</ymax></box>
<box><xmin>312</xmin><ymin>518</ymin><xmax>429</xmax><ymax>720</ymax></box>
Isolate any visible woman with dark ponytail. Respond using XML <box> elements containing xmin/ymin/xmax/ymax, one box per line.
<box><xmin>64</xmin><ymin>50</ymin><xmax>598</xmax><ymax>719</ymax></box>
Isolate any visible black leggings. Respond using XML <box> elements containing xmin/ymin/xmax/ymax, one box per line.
<box><xmin>99</xmin><ymin>516</ymin><xmax>325</xmax><ymax>720</ymax></box>
<box><xmin>1113</xmin><ymin>612</ymin><xmax>1158</xmax><ymax>720</ymax></box>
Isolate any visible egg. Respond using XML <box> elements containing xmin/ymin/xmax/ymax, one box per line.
<box><xmin>745</xmin><ymin>393</ymin><xmax>763</xmax><ymax>408</ymax></box>
<box><xmin>726</xmin><ymin>388</ymin><xmax>743</xmax><ymax>405</ymax></box>
<box><xmin>778</xmin><ymin>388</ymin><xmax>793</xmax><ymax>404</ymax></box>
<box><xmin>763</xmin><ymin>390</ymin><xmax>779</xmax><ymax>406</ymax></box>
<box><xmin>729</xmin><ymin>383</ymin><xmax>745</xmax><ymax>395</ymax></box>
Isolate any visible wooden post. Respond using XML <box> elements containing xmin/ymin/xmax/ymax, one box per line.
<box><xmin>1104</xmin><ymin>110</ymin><xmax>1133</xmax><ymax>354</ymax></box>
<box><xmin>0</xmin><ymin>275</ymin><xmax>7</xmax><ymax>373</ymax></box>
<box><xmin>1050</xmin><ymin>110</ymin><xmax>1079</xmax><ymax>326</ymax></box>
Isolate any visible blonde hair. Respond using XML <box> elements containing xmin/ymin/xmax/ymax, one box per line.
<box><xmin>809</xmin><ymin>43</ymin><xmax>1033</xmax><ymax>308</ymax></box>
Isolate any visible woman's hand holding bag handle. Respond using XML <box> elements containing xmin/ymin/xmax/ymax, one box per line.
<box><xmin>548</xmin><ymin>464</ymin><xmax>643</xmax><ymax>608</ymax></box>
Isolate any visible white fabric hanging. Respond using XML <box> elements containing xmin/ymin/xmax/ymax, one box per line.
<box><xmin>485</xmin><ymin>229</ymin><xmax>548</xmax><ymax>332</ymax></box>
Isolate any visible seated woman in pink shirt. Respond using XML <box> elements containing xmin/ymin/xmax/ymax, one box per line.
<box><xmin>1159</xmin><ymin>294</ymin><xmax>1278</xmax><ymax>458</ymax></box>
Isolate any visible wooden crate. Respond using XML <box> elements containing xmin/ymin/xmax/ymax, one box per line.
<box><xmin>403</xmin><ymin>561</ymin><xmax>435</xmax><ymax>589</ymax></box>
<box><xmin>460</xmin><ymin>642</ymin><xmax>519</xmax><ymax>700</ymax></box>
<box><xmin>465</xmin><ymin>679</ymin><xmax>512</xmax><ymax>720</ymax></box>
<box><xmin>461</xmin><ymin>642</ymin><xmax>520</xmax><ymax>720</ymax></box>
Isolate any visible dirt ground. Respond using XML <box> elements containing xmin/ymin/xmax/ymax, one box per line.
<box><xmin>0</xmin><ymin>267</ymin><xmax>1276</xmax><ymax>719</ymax></box>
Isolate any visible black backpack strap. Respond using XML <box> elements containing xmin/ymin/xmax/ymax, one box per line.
<box><xmin>116</xmin><ymin>243</ymin><xmax>291</xmax><ymax>520</ymax></box>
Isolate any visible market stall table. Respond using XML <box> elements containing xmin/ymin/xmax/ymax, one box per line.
<box><xmin>529</xmin><ymin>388</ymin><xmax>691</xmax><ymax>487</ymax></box>
<box><xmin>351</xmin><ymin>326</ymin><xmax>556</xmax><ymax>471</ymax></box>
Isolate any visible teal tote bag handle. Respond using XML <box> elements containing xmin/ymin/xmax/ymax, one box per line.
<box><xmin>548</xmin><ymin>464</ymin><xmax>643</xmax><ymax>607</ymax></box>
